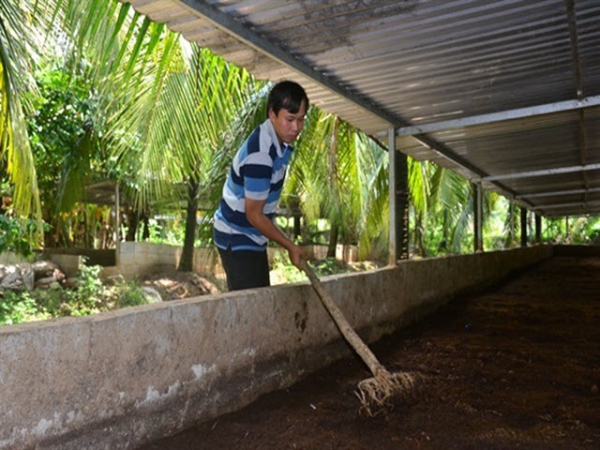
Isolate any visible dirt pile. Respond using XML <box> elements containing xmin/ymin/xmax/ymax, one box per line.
<box><xmin>138</xmin><ymin>256</ymin><xmax>600</xmax><ymax>450</ymax></box>
<box><xmin>141</xmin><ymin>270</ymin><xmax>221</xmax><ymax>301</ymax></box>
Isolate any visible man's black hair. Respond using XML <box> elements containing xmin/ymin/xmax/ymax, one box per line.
<box><xmin>267</xmin><ymin>81</ymin><xmax>309</xmax><ymax>117</ymax></box>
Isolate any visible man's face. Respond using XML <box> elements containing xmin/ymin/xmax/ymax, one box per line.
<box><xmin>268</xmin><ymin>100</ymin><xmax>307</xmax><ymax>145</ymax></box>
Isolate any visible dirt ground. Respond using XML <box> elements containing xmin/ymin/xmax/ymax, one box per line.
<box><xmin>138</xmin><ymin>256</ymin><xmax>600</xmax><ymax>449</ymax></box>
<box><xmin>140</xmin><ymin>270</ymin><xmax>222</xmax><ymax>300</ymax></box>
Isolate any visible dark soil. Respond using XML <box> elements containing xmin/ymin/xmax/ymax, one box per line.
<box><xmin>138</xmin><ymin>256</ymin><xmax>600</xmax><ymax>449</ymax></box>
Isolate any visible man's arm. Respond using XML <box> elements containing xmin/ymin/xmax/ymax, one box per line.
<box><xmin>245</xmin><ymin>197</ymin><xmax>305</xmax><ymax>268</ymax></box>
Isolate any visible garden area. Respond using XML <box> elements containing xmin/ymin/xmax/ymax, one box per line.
<box><xmin>0</xmin><ymin>251</ymin><xmax>378</xmax><ymax>325</ymax></box>
<box><xmin>2</xmin><ymin>1</ymin><xmax>600</xmax><ymax>327</ymax></box>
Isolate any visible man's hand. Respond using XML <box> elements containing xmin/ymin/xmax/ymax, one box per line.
<box><xmin>287</xmin><ymin>243</ymin><xmax>306</xmax><ymax>269</ymax></box>
<box><xmin>246</xmin><ymin>197</ymin><xmax>305</xmax><ymax>268</ymax></box>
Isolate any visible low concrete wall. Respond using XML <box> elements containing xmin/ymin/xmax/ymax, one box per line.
<box><xmin>112</xmin><ymin>242</ymin><xmax>357</xmax><ymax>281</ymax></box>
<box><xmin>42</xmin><ymin>249</ymin><xmax>116</xmax><ymax>268</ymax></box>
<box><xmin>0</xmin><ymin>245</ymin><xmax>551</xmax><ymax>450</ymax></box>
<box><xmin>0</xmin><ymin>253</ymin><xmax>32</xmax><ymax>266</ymax></box>
<box><xmin>0</xmin><ymin>253</ymin><xmax>81</xmax><ymax>278</ymax></box>
<box><xmin>553</xmin><ymin>244</ymin><xmax>600</xmax><ymax>257</ymax></box>
<box><xmin>114</xmin><ymin>242</ymin><xmax>224</xmax><ymax>280</ymax></box>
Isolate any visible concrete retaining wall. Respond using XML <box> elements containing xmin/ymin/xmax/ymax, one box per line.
<box><xmin>112</xmin><ymin>242</ymin><xmax>358</xmax><ymax>281</ymax></box>
<box><xmin>553</xmin><ymin>244</ymin><xmax>600</xmax><ymax>257</ymax></box>
<box><xmin>0</xmin><ymin>245</ymin><xmax>552</xmax><ymax>450</ymax></box>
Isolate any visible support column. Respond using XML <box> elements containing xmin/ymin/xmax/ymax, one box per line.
<box><xmin>473</xmin><ymin>183</ymin><xmax>483</xmax><ymax>252</ymax></box>
<box><xmin>509</xmin><ymin>197</ymin><xmax>515</xmax><ymax>247</ymax></box>
<box><xmin>535</xmin><ymin>213</ymin><xmax>542</xmax><ymax>244</ymax></box>
<box><xmin>520</xmin><ymin>207</ymin><xmax>528</xmax><ymax>247</ymax></box>
<box><xmin>115</xmin><ymin>182</ymin><xmax>121</xmax><ymax>266</ymax></box>
<box><xmin>388</xmin><ymin>127</ymin><xmax>409</xmax><ymax>265</ymax></box>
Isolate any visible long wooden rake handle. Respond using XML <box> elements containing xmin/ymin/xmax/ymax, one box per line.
<box><xmin>301</xmin><ymin>261</ymin><xmax>388</xmax><ymax>378</ymax></box>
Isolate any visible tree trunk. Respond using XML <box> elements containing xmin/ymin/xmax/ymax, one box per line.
<box><xmin>327</xmin><ymin>224</ymin><xmax>339</xmax><ymax>258</ymax></box>
<box><xmin>125</xmin><ymin>208</ymin><xmax>139</xmax><ymax>241</ymax></box>
<box><xmin>293</xmin><ymin>215</ymin><xmax>301</xmax><ymax>239</ymax></box>
<box><xmin>414</xmin><ymin>215</ymin><xmax>426</xmax><ymax>257</ymax></box>
<box><xmin>178</xmin><ymin>179</ymin><xmax>199</xmax><ymax>272</ymax></box>
<box><xmin>141</xmin><ymin>211</ymin><xmax>150</xmax><ymax>241</ymax></box>
<box><xmin>437</xmin><ymin>212</ymin><xmax>449</xmax><ymax>253</ymax></box>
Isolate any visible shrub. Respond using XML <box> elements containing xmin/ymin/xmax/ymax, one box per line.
<box><xmin>0</xmin><ymin>263</ymin><xmax>151</xmax><ymax>325</ymax></box>
<box><xmin>0</xmin><ymin>290</ymin><xmax>50</xmax><ymax>325</ymax></box>
<box><xmin>0</xmin><ymin>215</ymin><xmax>40</xmax><ymax>257</ymax></box>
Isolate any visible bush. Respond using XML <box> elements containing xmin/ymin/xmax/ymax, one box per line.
<box><xmin>0</xmin><ymin>263</ymin><xmax>151</xmax><ymax>325</ymax></box>
<box><xmin>0</xmin><ymin>290</ymin><xmax>50</xmax><ymax>325</ymax></box>
<box><xmin>0</xmin><ymin>215</ymin><xmax>40</xmax><ymax>257</ymax></box>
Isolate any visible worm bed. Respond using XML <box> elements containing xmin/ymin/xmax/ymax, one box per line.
<box><xmin>139</xmin><ymin>256</ymin><xmax>600</xmax><ymax>450</ymax></box>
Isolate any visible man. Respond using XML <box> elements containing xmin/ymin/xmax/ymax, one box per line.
<box><xmin>213</xmin><ymin>81</ymin><xmax>309</xmax><ymax>291</ymax></box>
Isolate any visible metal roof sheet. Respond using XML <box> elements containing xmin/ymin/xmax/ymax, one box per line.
<box><xmin>123</xmin><ymin>0</ymin><xmax>600</xmax><ymax>217</ymax></box>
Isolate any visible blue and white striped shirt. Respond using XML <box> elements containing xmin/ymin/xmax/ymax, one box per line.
<box><xmin>213</xmin><ymin>119</ymin><xmax>293</xmax><ymax>251</ymax></box>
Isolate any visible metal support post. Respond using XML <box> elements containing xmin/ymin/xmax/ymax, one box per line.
<box><xmin>509</xmin><ymin>197</ymin><xmax>515</xmax><ymax>247</ymax></box>
<box><xmin>388</xmin><ymin>127</ymin><xmax>409</xmax><ymax>265</ymax></box>
<box><xmin>474</xmin><ymin>183</ymin><xmax>483</xmax><ymax>252</ymax></box>
<box><xmin>115</xmin><ymin>182</ymin><xmax>121</xmax><ymax>266</ymax></box>
<box><xmin>520</xmin><ymin>207</ymin><xmax>528</xmax><ymax>247</ymax></box>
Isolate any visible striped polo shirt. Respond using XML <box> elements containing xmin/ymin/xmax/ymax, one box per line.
<box><xmin>213</xmin><ymin>118</ymin><xmax>293</xmax><ymax>251</ymax></box>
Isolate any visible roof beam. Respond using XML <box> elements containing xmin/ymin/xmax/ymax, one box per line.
<box><xmin>531</xmin><ymin>200</ymin><xmax>600</xmax><ymax>211</ymax></box>
<box><xmin>396</xmin><ymin>95</ymin><xmax>600</xmax><ymax>136</ymax></box>
<box><xmin>178</xmin><ymin>0</ymin><xmax>400</xmax><ymax>126</ymax></box>
<box><xmin>473</xmin><ymin>163</ymin><xmax>600</xmax><ymax>183</ymax></box>
<box><xmin>565</xmin><ymin>0</ymin><xmax>584</xmax><ymax>100</ymax></box>
<box><xmin>413</xmin><ymin>135</ymin><xmax>487</xmax><ymax>179</ymax></box>
<box><xmin>564</xmin><ymin>0</ymin><xmax>591</xmax><ymax>204</ymax></box>
<box><xmin>413</xmin><ymin>134</ymin><xmax>530</xmax><ymax>206</ymax></box>
<box><xmin>516</xmin><ymin>187</ymin><xmax>600</xmax><ymax>200</ymax></box>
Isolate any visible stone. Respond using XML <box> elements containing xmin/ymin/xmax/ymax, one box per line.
<box><xmin>1</xmin><ymin>270</ymin><xmax>24</xmax><ymax>291</ymax></box>
<box><xmin>35</xmin><ymin>276</ymin><xmax>62</xmax><ymax>289</ymax></box>
<box><xmin>141</xmin><ymin>286</ymin><xmax>163</xmax><ymax>303</ymax></box>
<box><xmin>20</xmin><ymin>264</ymin><xmax>35</xmax><ymax>291</ymax></box>
<box><xmin>0</xmin><ymin>261</ymin><xmax>67</xmax><ymax>292</ymax></box>
<box><xmin>32</xmin><ymin>260</ymin><xmax>65</xmax><ymax>280</ymax></box>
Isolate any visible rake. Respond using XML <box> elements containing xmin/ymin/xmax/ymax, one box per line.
<box><xmin>301</xmin><ymin>261</ymin><xmax>416</xmax><ymax>415</ymax></box>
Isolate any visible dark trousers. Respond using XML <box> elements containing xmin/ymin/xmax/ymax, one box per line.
<box><xmin>217</xmin><ymin>247</ymin><xmax>270</xmax><ymax>291</ymax></box>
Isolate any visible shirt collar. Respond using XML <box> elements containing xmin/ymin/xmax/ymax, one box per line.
<box><xmin>263</xmin><ymin>119</ymin><xmax>293</xmax><ymax>156</ymax></box>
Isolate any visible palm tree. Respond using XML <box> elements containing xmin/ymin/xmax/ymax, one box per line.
<box><xmin>286</xmin><ymin>108</ymin><xmax>390</xmax><ymax>260</ymax></box>
<box><xmin>107</xmin><ymin>35</ymin><xmax>266</xmax><ymax>271</ymax></box>
<box><xmin>0</xmin><ymin>0</ymin><xmax>165</xmax><ymax>244</ymax></box>
<box><xmin>0</xmin><ymin>0</ymin><xmax>42</xmax><ymax>221</ymax></box>
<box><xmin>12</xmin><ymin>0</ymin><xmax>514</xmax><ymax>266</ymax></box>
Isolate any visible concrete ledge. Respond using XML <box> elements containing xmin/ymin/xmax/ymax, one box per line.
<box><xmin>552</xmin><ymin>244</ymin><xmax>600</xmax><ymax>257</ymax></box>
<box><xmin>0</xmin><ymin>245</ymin><xmax>552</xmax><ymax>450</ymax></box>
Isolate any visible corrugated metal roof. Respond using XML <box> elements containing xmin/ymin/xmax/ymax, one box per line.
<box><xmin>122</xmin><ymin>0</ymin><xmax>600</xmax><ymax>217</ymax></box>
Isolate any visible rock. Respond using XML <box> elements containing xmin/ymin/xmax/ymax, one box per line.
<box><xmin>63</xmin><ymin>277</ymin><xmax>78</xmax><ymax>289</ymax></box>
<box><xmin>141</xmin><ymin>286</ymin><xmax>163</xmax><ymax>303</ymax></box>
<box><xmin>35</xmin><ymin>276</ymin><xmax>62</xmax><ymax>289</ymax></box>
<box><xmin>1</xmin><ymin>270</ymin><xmax>24</xmax><ymax>291</ymax></box>
<box><xmin>0</xmin><ymin>264</ymin><xmax>10</xmax><ymax>280</ymax></box>
<box><xmin>20</xmin><ymin>264</ymin><xmax>35</xmax><ymax>291</ymax></box>
<box><xmin>32</xmin><ymin>261</ymin><xmax>65</xmax><ymax>282</ymax></box>
<box><xmin>0</xmin><ymin>261</ymin><xmax>67</xmax><ymax>292</ymax></box>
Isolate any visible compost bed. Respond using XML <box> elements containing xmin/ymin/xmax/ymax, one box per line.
<box><xmin>138</xmin><ymin>256</ymin><xmax>600</xmax><ymax>449</ymax></box>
